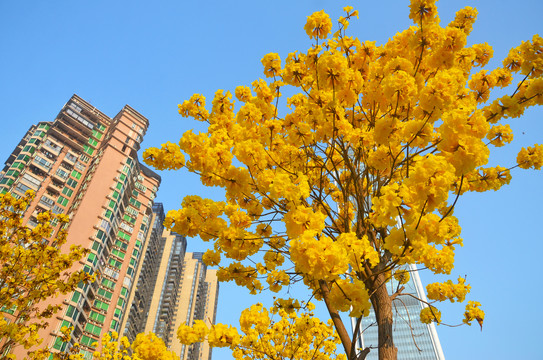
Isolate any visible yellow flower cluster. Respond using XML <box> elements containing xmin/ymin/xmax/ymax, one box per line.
<box><xmin>426</xmin><ymin>277</ymin><xmax>471</xmax><ymax>303</ymax></box>
<box><xmin>420</xmin><ymin>306</ymin><xmax>441</xmax><ymax>324</ymax></box>
<box><xmin>304</xmin><ymin>10</ymin><xmax>332</xmax><ymax>40</ymax></box>
<box><xmin>517</xmin><ymin>144</ymin><xmax>543</xmax><ymax>170</ymax></box>
<box><xmin>463</xmin><ymin>301</ymin><xmax>485</xmax><ymax>328</ymax></box>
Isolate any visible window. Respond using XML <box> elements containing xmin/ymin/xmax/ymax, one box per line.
<box><xmin>16</xmin><ymin>154</ymin><xmax>30</xmax><ymax>162</ymax></box>
<box><xmin>80</xmin><ymin>154</ymin><xmax>90</xmax><ymax>163</ymax></box>
<box><xmin>51</xmin><ymin>205</ymin><xmax>64</xmax><ymax>214</ymax></box>
<box><xmin>74</xmin><ymin>162</ymin><xmax>86</xmax><ymax>172</ymax></box>
<box><xmin>117</xmin><ymin>230</ymin><xmax>131</xmax><ymax>242</ymax></box>
<box><xmin>135</xmin><ymin>182</ymin><xmax>147</xmax><ymax>192</ymax></box>
<box><xmin>89</xmin><ymin>311</ymin><xmax>105</xmax><ymax>324</ymax></box>
<box><xmin>104</xmin><ymin>209</ymin><xmax>113</xmax><ymax>220</ymax></box>
<box><xmin>80</xmin><ymin>335</ymin><xmax>97</xmax><ymax>349</ymax></box>
<box><xmin>111</xmin><ymin>191</ymin><xmax>119</xmax><ymax>200</ymax></box>
<box><xmin>0</xmin><ymin>178</ymin><xmax>13</xmax><ymax>186</ymax></box>
<box><xmin>22</xmin><ymin>145</ymin><xmax>35</xmax><ymax>154</ymax></box>
<box><xmin>40</xmin><ymin>196</ymin><xmax>54</xmax><ymax>207</ymax></box>
<box><xmin>115</xmin><ymin>240</ymin><xmax>127</xmax><ymax>251</ymax></box>
<box><xmin>61</xmin><ymin>187</ymin><xmax>73</xmax><ymax>197</ymax></box>
<box><xmin>14</xmin><ymin>183</ymin><xmax>31</xmax><ymax>194</ymax></box>
<box><xmin>114</xmin><ymin>308</ymin><xmax>122</xmax><ymax>319</ymax></box>
<box><xmin>10</xmin><ymin>162</ymin><xmax>24</xmax><ymax>170</ymax></box>
<box><xmin>97</xmin><ymin>288</ymin><xmax>113</xmax><ymax>300</ymax></box>
<box><xmin>92</xmin><ymin>241</ymin><xmax>101</xmax><ymax>252</ymax></box>
<box><xmin>101</xmin><ymin>278</ymin><xmax>116</xmax><ymax>290</ymax></box>
<box><xmin>83</xmin><ymin>145</ymin><xmax>95</xmax><ymax>156</ymax></box>
<box><xmin>87</xmin><ymin>253</ymin><xmax>97</xmax><ymax>266</ymax></box>
<box><xmin>21</xmin><ymin>173</ymin><xmax>42</xmax><ymax>189</ymax></box>
<box><xmin>71</xmin><ymin>291</ymin><xmax>81</xmax><ymax>303</ymax></box>
<box><xmin>55</xmin><ymin>168</ymin><xmax>68</xmax><ymax>180</ymax></box>
<box><xmin>129</xmin><ymin>198</ymin><xmax>141</xmax><ymax>209</ymax></box>
<box><xmin>126</xmin><ymin>206</ymin><xmax>138</xmax><ymax>216</ymax></box>
<box><xmin>33</xmin><ymin>156</ymin><xmax>52</xmax><ymax>170</ymax></box>
<box><xmin>94</xmin><ymin>299</ymin><xmax>109</xmax><ymax>312</ymax></box>
<box><xmin>123</xmin><ymin>214</ymin><xmax>135</xmax><ymax>225</ymax></box>
<box><xmin>65</xmin><ymin>305</ymin><xmax>78</xmax><ymax>320</ymax></box>
<box><xmin>57</xmin><ymin>196</ymin><xmax>69</xmax><ymax>207</ymax></box>
<box><xmin>111</xmin><ymin>248</ymin><xmax>125</xmax><ymax>260</ymax></box>
<box><xmin>66</xmin><ymin>178</ymin><xmax>78</xmax><ymax>188</ymax></box>
<box><xmin>71</xmin><ymin>170</ymin><xmax>82</xmax><ymax>180</ymax></box>
<box><xmin>84</xmin><ymin>323</ymin><xmax>102</xmax><ymax>337</ymax></box>
<box><xmin>91</xmin><ymin>129</ymin><xmax>103</xmax><ymax>140</ymax></box>
<box><xmin>108</xmin><ymin>258</ymin><xmax>122</xmax><ymax>270</ymax></box>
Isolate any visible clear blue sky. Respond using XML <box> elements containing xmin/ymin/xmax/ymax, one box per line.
<box><xmin>1</xmin><ymin>1</ymin><xmax>542</xmax><ymax>359</ymax></box>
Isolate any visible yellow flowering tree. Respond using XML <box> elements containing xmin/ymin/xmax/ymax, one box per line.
<box><xmin>177</xmin><ymin>301</ymin><xmax>346</xmax><ymax>360</ymax></box>
<box><xmin>0</xmin><ymin>191</ymin><xmax>92</xmax><ymax>358</ymax></box>
<box><xmin>90</xmin><ymin>331</ymin><xmax>179</xmax><ymax>360</ymax></box>
<box><xmin>144</xmin><ymin>1</ymin><xmax>542</xmax><ymax>359</ymax></box>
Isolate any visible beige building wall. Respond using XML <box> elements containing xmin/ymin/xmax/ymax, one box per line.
<box><xmin>142</xmin><ymin>228</ymin><xmax>179</xmax><ymax>334</ymax></box>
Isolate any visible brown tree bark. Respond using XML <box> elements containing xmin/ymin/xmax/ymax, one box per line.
<box><xmin>319</xmin><ymin>280</ymin><xmax>355</xmax><ymax>360</ymax></box>
<box><xmin>368</xmin><ymin>273</ymin><xmax>398</xmax><ymax>360</ymax></box>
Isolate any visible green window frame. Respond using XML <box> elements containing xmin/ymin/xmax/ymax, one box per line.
<box><xmin>94</xmin><ymin>299</ymin><xmax>109</xmax><ymax>312</ymax></box>
<box><xmin>71</xmin><ymin>170</ymin><xmax>82</xmax><ymax>179</ymax></box>
<box><xmin>101</xmin><ymin>278</ymin><xmax>116</xmax><ymax>290</ymax></box>
<box><xmin>62</xmin><ymin>187</ymin><xmax>73</xmax><ymax>197</ymax></box>
<box><xmin>111</xmin><ymin>248</ymin><xmax>125</xmax><ymax>260</ymax></box>
<box><xmin>80</xmin><ymin>335</ymin><xmax>97</xmax><ymax>349</ymax></box>
<box><xmin>66</xmin><ymin>178</ymin><xmax>78</xmax><ymax>188</ymax></box>
<box><xmin>57</xmin><ymin>196</ymin><xmax>69</xmax><ymax>207</ymax></box>
<box><xmin>83</xmin><ymin>145</ymin><xmax>95</xmax><ymax>156</ymax></box>
<box><xmin>89</xmin><ymin>311</ymin><xmax>105</xmax><ymax>324</ymax></box>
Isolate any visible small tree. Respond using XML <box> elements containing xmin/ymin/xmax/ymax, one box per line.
<box><xmin>144</xmin><ymin>1</ymin><xmax>542</xmax><ymax>359</ymax></box>
<box><xmin>0</xmin><ymin>191</ymin><xmax>91</xmax><ymax>359</ymax></box>
<box><xmin>178</xmin><ymin>300</ymin><xmax>346</xmax><ymax>360</ymax></box>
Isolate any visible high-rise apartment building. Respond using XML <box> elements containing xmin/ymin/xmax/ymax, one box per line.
<box><xmin>0</xmin><ymin>95</ymin><xmax>161</xmax><ymax>359</ymax></box>
<box><xmin>352</xmin><ymin>264</ymin><xmax>445</xmax><ymax>360</ymax></box>
<box><xmin>134</xmin><ymin>220</ymin><xmax>219</xmax><ymax>360</ymax></box>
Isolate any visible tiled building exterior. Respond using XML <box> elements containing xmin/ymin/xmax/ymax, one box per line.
<box><xmin>0</xmin><ymin>95</ymin><xmax>161</xmax><ymax>359</ymax></box>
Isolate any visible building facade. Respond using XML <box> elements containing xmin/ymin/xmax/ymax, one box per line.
<box><xmin>352</xmin><ymin>264</ymin><xmax>445</xmax><ymax>360</ymax></box>
<box><xmin>136</xmin><ymin>237</ymin><xmax>219</xmax><ymax>360</ymax></box>
<box><xmin>0</xmin><ymin>95</ymin><xmax>161</xmax><ymax>359</ymax></box>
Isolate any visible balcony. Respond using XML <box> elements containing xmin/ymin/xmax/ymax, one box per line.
<box><xmin>31</xmin><ymin>157</ymin><xmax>52</xmax><ymax>173</ymax></box>
<box><xmin>60</xmin><ymin>110</ymin><xmax>93</xmax><ymax>137</ymax></box>
<box><xmin>64</xmin><ymin>152</ymin><xmax>78</xmax><ymax>165</ymax></box>
<box><xmin>52</xmin><ymin>168</ymin><xmax>69</xmax><ymax>183</ymax></box>
<box><xmin>47</xmin><ymin>181</ymin><xmax>63</xmax><ymax>194</ymax></box>
<box><xmin>38</xmin><ymin>195</ymin><xmax>55</xmax><ymax>209</ymax></box>
<box><xmin>41</xmin><ymin>140</ymin><xmax>62</xmax><ymax>156</ymax></box>
<box><xmin>49</xmin><ymin>126</ymin><xmax>84</xmax><ymax>152</ymax></box>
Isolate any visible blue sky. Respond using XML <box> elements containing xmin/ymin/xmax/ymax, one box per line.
<box><xmin>1</xmin><ymin>1</ymin><xmax>542</xmax><ymax>359</ymax></box>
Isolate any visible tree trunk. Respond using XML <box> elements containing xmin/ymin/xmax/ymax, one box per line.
<box><xmin>319</xmin><ymin>280</ymin><xmax>355</xmax><ymax>360</ymax></box>
<box><xmin>369</xmin><ymin>273</ymin><xmax>398</xmax><ymax>360</ymax></box>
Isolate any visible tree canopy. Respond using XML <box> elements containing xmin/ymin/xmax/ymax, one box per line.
<box><xmin>143</xmin><ymin>1</ymin><xmax>542</xmax><ymax>359</ymax></box>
